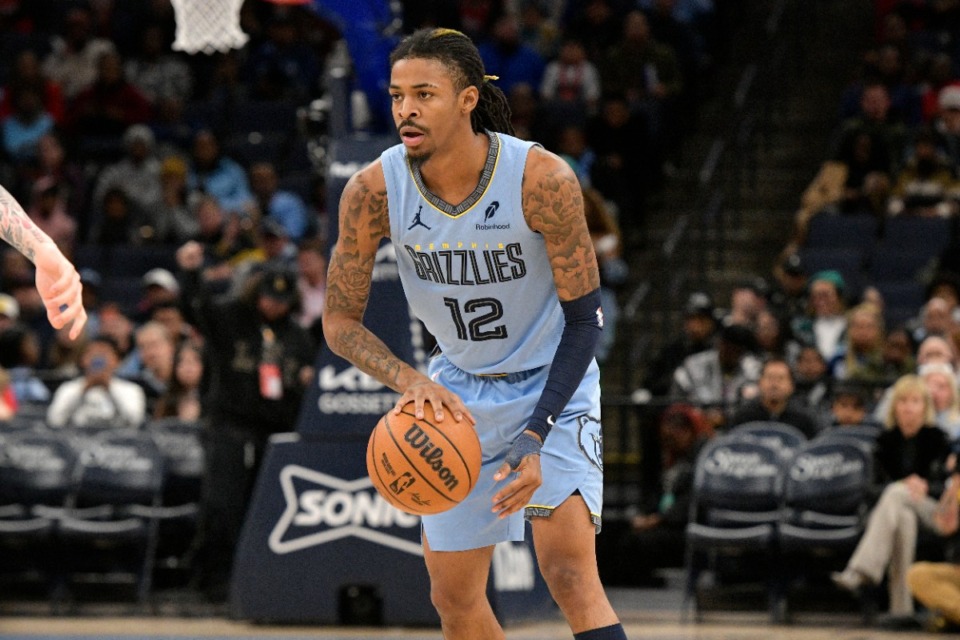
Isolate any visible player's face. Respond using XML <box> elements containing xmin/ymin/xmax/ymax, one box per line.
<box><xmin>389</xmin><ymin>57</ymin><xmax>471</xmax><ymax>160</ymax></box>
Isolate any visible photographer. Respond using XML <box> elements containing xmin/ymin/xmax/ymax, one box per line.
<box><xmin>46</xmin><ymin>335</ymin><xmax>145</xmax><ymax>428</ymax></box>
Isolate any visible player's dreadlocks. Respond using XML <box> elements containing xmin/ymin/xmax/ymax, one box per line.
<box><xmin>390</xmin><ymin>28</ymin><xmax>515</xmax><ymax>136</ymax></box>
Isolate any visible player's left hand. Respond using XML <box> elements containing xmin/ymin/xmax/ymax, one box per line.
<box><xmin>34</xmin><ymin>241</ymin><xmax>86</xmax><ymax>340</ymax></box>
<box><xmin>492</xmin><ymin>433</ymin><xmax>543</xmax><ymax>519</ymax></box>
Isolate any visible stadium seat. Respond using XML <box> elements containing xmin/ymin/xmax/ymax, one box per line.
<box><xmin>868</xmin><ymin>249</ymin><xmax>936</xmax><ymax>283</ymax></box>
<box><xmin>143</xmin><ymin>418</ymin><xmax>204</xmax><ymax>585</ymax></box>
<box><xmin>683</xmin><ymin>436</ymin><xmax>784</xmax><ymax>622</ymax></box>
<box><xmin>805</xmin><ymin>212</ymin><xmax>878</xmax><ymax>252</ymax></box>
<box><xmin>57</xmin><ymin>431</ymin><xmax>165</xmax><ymax>604</ymax></box>
<box><xmin>879</xmin><ymin>216</ymin><xmax>953</xmax><ymax>254</ymax></box>
<box><xmin>727</xmin><ymin>421</ymin><xmax>808</xmax><ymax>460</ymax></box>
<box><xmin>776</xmin><ymin>438</ymin><xmax>873</xmax><ymax>620</ymax></box>
<box><xmin>814</xmin><ymin>424</ymin><xmax>882</xmax><ymax>449</ymax></box>
<box><xmin>0</xmin><ymin>430</ymin><xmax>78</xmax><ymax>600</ymax></box>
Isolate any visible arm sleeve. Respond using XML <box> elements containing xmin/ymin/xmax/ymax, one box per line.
<box><xmin>525</xmin><ymin>287</ymin><xmax>603</xmax><ymax>442</ymax></box>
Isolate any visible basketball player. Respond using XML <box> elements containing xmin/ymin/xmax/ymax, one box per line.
<box><xmin>0</xmin><ymin>184</ymin><xmax>86</xmax><ymax>339</ymax></box>
<box><xmin>323</xmin><ymin>28</ymin><xmax>625</xmax><ymax>640</ymax></box>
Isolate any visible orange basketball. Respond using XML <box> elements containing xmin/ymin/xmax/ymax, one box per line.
<box><xmin>366</xmin><ymin>404</ymin><xmax>482</xmax><ymax>516</ymax></box>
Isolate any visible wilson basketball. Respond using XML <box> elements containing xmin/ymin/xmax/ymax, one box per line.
<box><xmin>366</xmin><ymin>404</ymin><xmax>482</xmax><ymax>516</ymax></box>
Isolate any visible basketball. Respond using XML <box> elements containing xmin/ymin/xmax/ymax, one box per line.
<box><xmin>366</xmin><ymin>404</ymin><xmax>482</xmax><ymax>516</ymax></box>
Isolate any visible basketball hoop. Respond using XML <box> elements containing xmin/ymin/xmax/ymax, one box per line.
<box><xmin>170</xmin><ymin>0</ymin><xmax>248</xmax><ymax>54</ymax></box>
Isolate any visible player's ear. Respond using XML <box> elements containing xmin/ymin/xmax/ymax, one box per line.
<box><xmin>460</xmin><ymin>85</ymin><xmax>479</xmax><ymax>115</ymax></box>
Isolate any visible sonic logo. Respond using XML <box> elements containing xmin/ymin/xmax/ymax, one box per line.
<box><xmin>269</xmin><ymin>465</ymin><xmax>421</xmax><ymax>556</ymax></box>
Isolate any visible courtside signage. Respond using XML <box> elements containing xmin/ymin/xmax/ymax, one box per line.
<box><xmin>268</xmin><ymin>464</ymin><xmax>422</xmax><ymax>556</ymax></box>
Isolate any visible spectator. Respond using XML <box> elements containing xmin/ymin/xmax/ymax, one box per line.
<box><xmin>119</xmin><ymin>321</ymin><xmax>176</xmax><ymax>408</ymax></box>
<box><xmin>583</xmin><ymin>186</ymin><xmax>627</xmax><ymax>364</ymax></box>
<box><xmin>919</xmin><ymin>362</ymin><xmax>960</xmax><ymax>441</ymax></box>
<box><xmin>176</xmin><ymin>242</ymin><xmax>315</xmax><ymax>601</ymax></box>
<box><xmin>769</xmin><ymin>252</ymin><xmax>809</xmax><ymax>320</ymax></box>
<box><xmin>46</xmin><ymin>335</ymin><xmax>146</xmax><ymax>429</ymax></box>
<box><xmin>873</xmin><ymin>335</ymin><xmax>959</xmax><ymax>423</ymax></box>
<box><xmin>587</xmin><ymin>92</ymin><xmax>651</xmax><ymax>226</ymax></box>
<box><xmin>249</xmin><ymin>161</ymin><xmax>309</xmax><ymax>241</ymax></box>
<box><xmin>0</xmin><ymin>324</ymin><xmax>50</xmax><ymax>405</ymax></box>
<box><xmin>87</xmin><ymin>187</ymin><xmax>144</xmax><ymax>246</ymax></box>
<box><xmin>729</xmin><ymin>357</ymin><xmax>822</xmax><ymax>438</ymax></box>
<box><xmin>1</xmin><ymin>88</ymin><xmax>55</xmax><ymax>162</ymax></box>
<box><xmin>125</xmin><ymin>24</ymin><xmax>193</xmax><ymax>105</ymax></box>
<box><xmin>0</xmin><ymin>49</ymin><xmax>65</xmax><ymax>125</ymax></box>
<box><xmin>26</xmin><ymin>177</ymin><xmax>76</xmax><ymax>255</ymax></box>
<box><xmin>882</xmin><ymin>325</ymin><xmax>917</xmax><ymax>381</ymax></box>
<box><xmin>643</xmin><ymin>290</ymin><xmax>717</xmax><ymax>396</ymax></box>
<box><xmin>887</xmin><ymin>127</ymin><xmax>960</xmax><ymax>218</ymax></box>
<box><xmin>138</xmin><ymin>268</ymin><xmax>181</xmax><ymax>321</ymax></box>
<box><xmin>149</xmin><ymin>300</ymin><xmax>197</xmax><ymax>350</ymax></box>
<box><xmin>0</xmin><ymin>366</ymin><xmax>14</xmax><ymax>421</ymax></box>
<box><xmin>832</xmin><ymin>374</ymin><xmax>952</xmax><ymax>620</ymax></box>
<box><xmin>154</xmin><ymin>155</ymin><xmax>199</xmax><ymax>244</ymax></box>
<box><xmin>615</xmin><ymin>403</ymin><xmax>713</xmax><ymax>586</ymax></box>
<box><xmin>42</xmin><ymin>6</ymin><xmax>116</xmax><ymax>100</ymax></box>
<box><xmin>539</xmin><ymin>37</ymin><xmax>601</xmax><ymax>115</ymax></box>
<box><xmin>827</xmin><ymin>381</ymin><xmax>883</xmax><ymax>430</ymax></box>
<box><xmin>912</xmin><ymin>296</ymin><xmax>956</xmax><ymax>346</ymax></box>
<box><xmin>832</xmin><ymin>302</ymin><xmax>887</xmax><ymax>384</ymax></box>
<box><xmin>556</xmin><ymin>124</ymin><xmax>596</xmax><ymax>187</ymax></box>
<box><xmin>724</xmin><ymin>277</ymin><xmax>769</xmax><ymax>330</ymax></box>
<box><xmin>831</xmin><ymin>81</ymin><xmax>908</xmax><ymax>179</ymax></box>
<box><xmin>243</xmin><ymin>13</ymin><xmax>320</xmax><ymax>100</ymax></box>
<box><xmin>66</xmin><ymin>50</ymin><xmax>152</xmax><ymax>138</ymax></box>
<box><xmin>153</xmin><ymin>341</ymin><xmax>203</xmax><ymax>421</ymax></box>
<box><xmin>295</xmin><ymin>237</ymin><xmax>326</xmax><ymax>339</ymax></box>
<box><xmin>792</xmin><ymin>343</ymin><xmax>831</xmax><ymax>413</ymax></box>
<box><xmin>753</xmin><ymin>309</ymin><xmax>796</xmax><ymax>361</ymax></box>
<box><xmin>187</xmin><ymin>129</ymin><xmax>254</xmax><ymax>218</ymax></box>
<box><xmin>599</xmin><ymin>10</ymin><xmax>683</xmax><ymax>162</ymax></box>
<box><xmin>907</xmin><ymin>471</ymin><xmax>960</xmax><ymax>633</ymax></box>
<box><xmin>934</xmin><ymin>85</ymin><xmax>960</xmax><ymax>169</ymax></box>
<box><xmin>566</xmin><ymin>0</ymin><xmax>624</xmax><ymax>64</ymax></box>
<box><xmin>91</xmin><ymin>124</ymin><xmax>163</xmax><ymax>227</ymax></box>
<box><xmin>671</xmin><ymin>322</ymin><xmax>762</xmax><ymax>429</ymax></box>
<box><xmin>791</xmin><ymin>270</ymin><xmax>848</xmax><ymax>364</ymax></box>
<box><xmin>27</xmin><ymin>133</ymin><xmax>88</xmax><ymax>223</ymax></box>
<box><xmin>46</xmin><ymin>325</ymin><xmax>89</xmax><ymax>380</ymax></box>
<box><xmin>477</xmin><ymin>14</ymin><xmax>546</xmax><ymax>97</ymax></box>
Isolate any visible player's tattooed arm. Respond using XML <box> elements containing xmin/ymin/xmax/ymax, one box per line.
<box><xmin>522</xmin><ymin>147</ymin><xmax>601</xmax><ymax>301</ymax></box>
<box><xmin>323</xmin><ymin>163</ymin><xmax>413</xmax><ymax>391</ymax></box>
<box><xmin>0</xmin><ymin>183</ymin><xmax>50</xmax><ymax>262</ymax></box>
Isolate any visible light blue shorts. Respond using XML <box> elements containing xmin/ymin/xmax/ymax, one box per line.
<box><xmin>421</xmin><ymin>354</ymin><xmax>604</xmax><ymax>552</ymax></box>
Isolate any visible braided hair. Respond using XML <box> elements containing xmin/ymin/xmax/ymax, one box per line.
<box><xmin>390</xmin><ymin>28</ymin><xmax>515</xmax><ymax>136</ymax></box>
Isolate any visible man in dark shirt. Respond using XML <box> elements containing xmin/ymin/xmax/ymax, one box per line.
<box><xmin>176</xmin><ymin>241</ymin><xmax>316</xmax><ymax>600</ymax></box>
<box><xmin>729</xmin><ymin>356</ymin><xmax>821</xmax><ymax>438</ymax></box>
<box><xmin>643</xmin><ymin>291</ymin><xmax>717</xmax><ymax>396</ymax></box>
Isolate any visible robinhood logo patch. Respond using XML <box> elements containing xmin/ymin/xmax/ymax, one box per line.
<box><xmin>269</xmin><ymin>465</ymin><xmax>422</xmax><ymax>556</ymax></box>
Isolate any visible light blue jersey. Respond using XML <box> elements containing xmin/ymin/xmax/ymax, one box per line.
<box><xmin>382</xmin><ymin>131</ymin><xmax>564</xmax><ymax>375</ymax></box>
<box><xmin>381</xmin><ymin>131</ymin><xmax>603</xmax><ymax>551</ymax></box>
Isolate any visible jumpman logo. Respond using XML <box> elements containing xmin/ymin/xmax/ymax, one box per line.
<box><xmin>407</xmin><ymin>205</ymin><xmax>431</xmax><ymax>231</ymax></box>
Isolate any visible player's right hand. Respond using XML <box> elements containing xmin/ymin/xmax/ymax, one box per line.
<box><xmin>394</xmin><ymin>377</ymin><xmax>475</xmax><ymax>426</ymax></box>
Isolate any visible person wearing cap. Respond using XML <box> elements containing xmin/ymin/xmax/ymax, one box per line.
<box><xmin>175</xmin><ymin>240</ymin><xmax>315</xmax><ymax>601</ymax></box>
<box><xmin>791</xmin><ymin>269</ymin><xmax>848</xmax><ymax>364</ymax></box>
<box><xmin>934</xmin><ymin>83</ymin><xmax>960</xmax><ymax>169</ymax></box>
<box><xmin>769</xmin><ymin>251</ymin><xmax>809</xmax><ymax>320</ymax></box>
<box><xmin>887</xmin><ymin>126</ymin><xmax>960</xmax><ymax>218</ymax></box>
<box><xmin>642</xmin><ymin>291</ymin><xmax>717</xmax><ymax>396</ymax></box>
<box><xmin>670</xmin><ymin>322</ymin><xmax>762</xmax><ymax>428</ymax></box>
<box><xmin>137</xmin><ymin>267</ymin><xmax>181</xmax><ymax>322</ymax></box>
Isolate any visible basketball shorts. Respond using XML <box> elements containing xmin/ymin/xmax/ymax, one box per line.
<box><xmin>421</xmin><ymin>353</ymin><xmax>604</xmax><ymax>552</ymax></box>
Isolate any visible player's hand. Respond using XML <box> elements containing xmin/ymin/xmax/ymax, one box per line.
<box><xmin>34</xmin><ymin>241</ymin><xmax>86</xmax><ymax>340</ymax></box>
<box><xmin>492</xmin><ymin>434</ymin><xmax>542</xmax><ymax>519</ymax></box>
<box><xmin>394</xmin><ymin>378</ymin><xmax>475</xmax><ymax>425</ymax></box>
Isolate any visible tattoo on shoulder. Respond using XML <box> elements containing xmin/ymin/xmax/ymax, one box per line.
<box><xmin>0</xmin><ymin>186</ymin><xmax>44</xmax><ymax>261</ymax></box>
<box><xmin>522</xmin><ymin>156</ymin><xmax>600</xmax><ymax>299</ymax></box>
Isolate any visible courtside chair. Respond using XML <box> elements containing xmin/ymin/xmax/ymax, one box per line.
<box><xmin>727</xmin><ymin>421</ymin><xmax>808</xmax><ymax>460</ymax></box>
<box><xmin>57</xmin><ymin>431</ymin><xmax>165</xmax><ymax>609</ymax></box>
<box><xmin>776</xmin><ymin>438</ymin><xmax>873</xmax><ymax>622</ymax></box>
<box><xmin>683</xmin><ymin>436</ymin><xmax>784</xmax><ymax>622</ymax></box>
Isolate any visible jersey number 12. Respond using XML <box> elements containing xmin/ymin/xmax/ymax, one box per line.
<box><xmin>443</xmin><ymin>297</ymin><xmax>507</xmax><ymax>341</ymax></box>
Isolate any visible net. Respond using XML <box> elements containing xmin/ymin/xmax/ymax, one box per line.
<box><xmin>170</xmin><ymin>0</ymin><xmax>249</xmax><ymax>55</ymax></box>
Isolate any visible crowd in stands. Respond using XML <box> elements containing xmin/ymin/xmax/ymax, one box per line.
<box><xmin>0</xmin><ymin>0</ymin><xmax>726</xmax><ymax>606</ymax></box>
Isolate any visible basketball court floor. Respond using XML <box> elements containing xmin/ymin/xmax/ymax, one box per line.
<box><xmin>0</xmin><ymin>588</ymin><xmax>948</xmax><ymax>639</ymax></box>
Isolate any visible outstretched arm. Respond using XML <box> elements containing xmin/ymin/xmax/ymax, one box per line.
<box><xmin>0</xmin><ymin>184</ymin><xmax>86</xmax><ymax>339</ymax></box>
<box><xmin>322</xmin><ymin>162</ymin><xmax>473</xmax><ymax>424</ymax></box>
